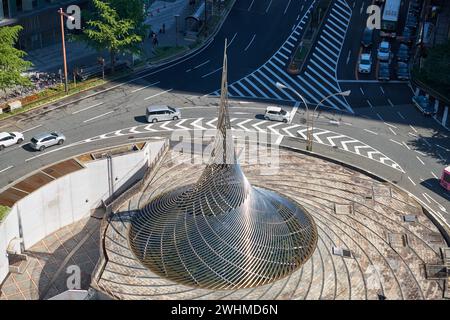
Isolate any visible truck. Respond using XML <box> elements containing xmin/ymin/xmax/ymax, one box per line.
<box><xmin>381</xmin><ymin>0</ymin><xmax>401</xmax><ymax>36</ymax></box>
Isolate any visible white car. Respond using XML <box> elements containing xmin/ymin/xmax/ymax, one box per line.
<box><xmin>264</xmin><ymin>106</ymin><xmax>290</xmax><ymax>123</ymax></box>
<box><xmin>377</xmin><ymin>41</ymin><xmax>391</xmax><ymax>61</ymax></box>
<box><xmin>358</xmin><ymin>53</ymin><xmax>372</xmax><ymax>73</ymax></box>
<box><xmin>0</xmin><ymin>132</ymin><xmax>24</xmax><ymax>151</ymax></box>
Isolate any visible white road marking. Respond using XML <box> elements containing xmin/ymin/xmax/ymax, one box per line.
<box><xmin>436</xmin><ymin>144</ymin><xmax>450</xmax><ymax>152</ymax></box>
<box><xmin>360</xmin><ymin>1</ymin><xmax>364</xmax><ymax>14</ymax></box>
<box><xmin>23</xmin><ymin>124</ymin><xmax>43</xmax><ymax>133</ymax></box>
<box><xmin>289</xmin><ymin>102</ymin><xmax>299</xmax><ymax>123</ymax></box>
<box><xmin>367</xmin><ymin>100</ymin><xmax>373</xmax><ymax>108</ymax></box>
<box><xmin>397</xmin><ymin>111</ymin><xmax>405</xmax><ymax>120</ymax></box>
<box><xmin>0</xmin><ymin>165</ymin><xmax>13</xmax><ymax>174</ymax></box>
<box><xmin>422</xmin><ymin>193</ymin><xmax>431</xmax><ymax>203</ymax></box>
<box><xmin>408</xmin><ymin>176</ymin><xmax>416</xmax><ymax>186</ymax></box>
<box><xmin>247</xmin><ymin>0</ymin><xmax>255</xmax><ymax>11</ymax></box>
<box><xmin>201</xmin><ymin>67</ymin><xmax>223</xmax><ymax>78</ymax></box>
<box><xmin>402</xmin><ymin>141</ymin><xmax>411</xmax><ymax>150</ymax></box>
<box><xmin>389</xmin><ymin>139</ymin><xmax>402</xmax><ymax>146</ymax></box>
<box><xmin>409</xmin><ymin>125</ymin><xmax>418</xmax><ymax>133</ymax></box>
<box><xmin>130</xmin><ymin>81</ymin><xmax>160</xmax><ymax>93</ymax></box>
<box><xmin>83</xmin><ymin>111</ymin><xmax>114</xmax><ymax>123</ymax></box>
<box><xmin>431</xmin><ymin>172</ymin><xmax>438</xmax><ymax>179</ymax></box>
<box><xmin>387</xmin><ymin>127</ymin><xmax>397</xmax><ymax>136</ymax></box>
<box><xmin>265</xmin><ymin>0</ymin><xmax>273</xmax><ymax>13</ymax></box>
<box><xmin>144</xmin><ymin>88</ymin><xmax>173</xmax><ymax>100</ymax></box>
<box><xmin>379</xmin><ymin>86</ymin><xmax>385</xmax><ymax>94</ymax></box>
<box><xmin>360</xmin><ymin>87</ymin><xmax>365</xmax><ymax>95</ymax></box>
<box><xmin>227</xmin><ymin>33</ymin><xmax>238</xmax><ymax>48</ymax></box>
<box><xmin>387</xmin><ymin>99</ymin><xmax>394</xmax><ymax>107</ymax></box>
<box><xmin>384</xmin><ymin>122</ymin><xmax>397</xmax><ymax>129</ymax></box>
<box><xmin>376</xmin><ymin>113</ymin><xmax>383</xmax><ymax>121</ymax></box>
<box><xmin>364</xmin><ymin>129</ymin><xmax>378</xmax><ymax>135</ymax></box>
<box><xmin>415</xmin><ymin>150</ymin><xmax>427</xmax><ymax>156</ymax></box>
<box><xmin>244</xmin><ymin>34</ymin><xmax>256</xmax><ymax>52</ymax></box>
<box><xmin>72</xmin><ymin>102</ymin><xmax>104</xmax><ymax>115</ymax></box>
<box><xmin>283</xmin><ymin>0</ymin><xmax>292</xmax><ymax>14</ymax></box>
<box><xmin>416</xmin><ymin>156</ymin><xmax>425</xmax><ymax>165</ymax></box>
<box><xmin>346</xmin><ymin>50</ymin><xmax>351</xmax><ymax>64</ymax></box>
<box><xmin>408</xmin><ymin>132</ymin><xmax>418</xmax><ymax>137</ymax></box>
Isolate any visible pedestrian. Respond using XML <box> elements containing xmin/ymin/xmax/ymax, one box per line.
<box><xmin>154</xmin><ymin>36</ymin><xmax>159</xmax><ymax>47</ymax></box>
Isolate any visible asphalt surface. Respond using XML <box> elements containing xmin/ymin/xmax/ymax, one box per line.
<box><xmin>0</xmin><ymin>0</ymin><xmax>449</xmax><ymax>230</ymax></box>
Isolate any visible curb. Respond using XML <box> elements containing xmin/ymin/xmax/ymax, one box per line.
<box><xmin>279</xmin><ymin>144</ymin><xmax>450</xmax><ymax>246</ymax></box>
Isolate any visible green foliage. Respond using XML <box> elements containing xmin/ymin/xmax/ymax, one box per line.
<box><xmin>0</xmin><ymin>205</ymin><xmax>10</xmax><ymax>222</ymax></box>
<box><xmin>108</xmin><ymin>0</ymin><xmax>148</xmax><ymax>36</ymax></box>
<box><xmin>77</xmin><ymin>0</ymin><xmax>143</xmax><ymax>69</ymax></box>
<box><xmin>0</xmin><ymin>26</ymin><xmax>33</xmax><ymax>93</ymax></box>
<box><xmin>420</xmin><ymin>41</ymin><xmax>450</xmax><ymax>86</ymax></box>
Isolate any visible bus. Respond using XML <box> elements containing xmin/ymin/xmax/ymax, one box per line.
<box><xmin>440</xmin><ymin>166</ymin><xmax>450</xmax><ymax>191</ymax></box>
<box><xmin>381</xmin><ymin>0</ymin><xmax>401</xmax><ymax>32</ymax></box>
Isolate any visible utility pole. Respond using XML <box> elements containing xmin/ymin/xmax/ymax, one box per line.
<box><xmin>58</xmin><ymin>8</ymin><xmax>69</xmax><ymax>93</ymax></box>
<box><xmin>175</xmin><ymin>14</ymin><xmax>180</xmax><ymax>47</ymax></box>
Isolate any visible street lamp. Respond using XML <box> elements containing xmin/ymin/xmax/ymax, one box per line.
<box><xmin>275</xmin><ymin>82</ymin><xmax>313</xmax><ymax>151</ymax></box>
<box><xmin>275</xmin><ymin>81</ymin><xmax>351</xmax><ymax>151</ymax></box>
<box><xmin>58</xmin><ymin>8</ymin><xmax>75</xmax><ymax>93</ymax></box>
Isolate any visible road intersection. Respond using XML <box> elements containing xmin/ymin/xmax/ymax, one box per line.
<box><xmin>0</xmin><ymin>0</ymin><xmax>449</xmax><ymax>230</ymax></box>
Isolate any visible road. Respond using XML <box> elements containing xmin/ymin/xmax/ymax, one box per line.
<box><xmin>0</xmin><ymin>0</ymin><xmax>449</xmax><ymax>228</ymax></box>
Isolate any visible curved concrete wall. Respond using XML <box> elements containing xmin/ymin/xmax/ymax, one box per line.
<box><xmin>0</xmin><ymin>140</ymin><xmax>166</xmax><ymax>284</ymax></box>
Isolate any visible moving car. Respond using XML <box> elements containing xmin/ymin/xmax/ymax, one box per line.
<box><xmin>361</xmin><ymin>28</ymin><xmax>374</xmax><ymax>48</ymax></box>
<box><xmin>396</xmin><ymin>44</ymin><xmax>410</xmax><ymax>61</ymax></box>
<box><xmin>264</xmin><ymin>106</ymin><xmax>290</xmax><ymax>123</ymax></box>
<box><xmin>412</xmin><ymin>95</ymin><xmax>436</xmax><ymax>116</ymax></box>
<box><xmin>377</xmin><ymin>41</ymin><xmax>391</xmax><ymax>61</ymax></box>
<box><xmin>30</xmin><ymin>132</ymin><xmax>66</xmax><ymax>151</ymax></box>
<box><xmin>146</xmin><ymin>105</ymin><xmax>181</xmax><ymax>123</ymax></box>
<box><xmin>440</xmin><ymin>166</ymin><xmax>450</xmax><ymax>191</ymax></box>
<box><xmin>400</xmin><ymin>27</ymin><xmax>415</xmax><ymax>44</ymax></box>
<box><xmin>378</xmin><ymin>62</ymin><xmax>390</xmax><ymax>81</ymax></box>
<box><xmin>0</xmin><ymin>132</ymin><xmax>24</xmax><ymax>151</ymax></box>
<box><xmin>396</xmin><ymin>62</ymin><xmax>410</xmax><ymax>80</ymax></box>
<box><xmin>358</xmin><ymin>53</ymin><xmax>372</xmax><ymax>73</ymax></box>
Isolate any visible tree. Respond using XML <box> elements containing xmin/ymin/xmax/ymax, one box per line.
<box><xmin>108</xmin><ymin>0</ymin><xmax>147</xmax><ymax>37</ymax></box>
<box><xmin>78</xmin><ymin>0</ymin><xmax>143</xmax><ymax>72</ymax></box>
<box><xmin>0</xmin><ymin>26</ymin><xmax>32</xmax><ymax>93</ymax></box>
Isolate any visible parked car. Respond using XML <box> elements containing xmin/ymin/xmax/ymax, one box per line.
<box><xmin>412</xmin><ymin>96</ymin><xmax>436</xmax><ymax>116</ymax></box>
<box><xmin>377</xmin><ymin>41</ymin><xmax>391</xmax><ymax>61</ymax></box>
<box><xmin>378</xmin><ymin>62</ymin><xmax>390</xmax><ymax>81</ymax></box>
<box><xmin>358</xmin><ymin>53</ymin><xmax>372</xmax><ymax>73</ymax></box>
<box><xmin>30</xmin><ymin>132</ymin><xmax>66</xmax><ymax>151</ymax></box>
<box><xmin>361</xmin><ymin>28</ymin><xmax>374</xmax><ymax>48</ymax></box>
<box><xmin>396</xmin><ymin>44</ymin><xmax>410</xmax><ymax>61</ymax></box>
<box><xmin>0</xmin><ymin>132</ymin><xmax>24</xmax><ymax>151</ymax></box>
<box><xmin>264</xmin><ymin>106</ymin><xmax>290</xmax><ymax>123</ymax></box>
<box><xmin>396</xmin><ymin>62</ymin><xmax>410</xmax><ymax>80</ymax></box>
<box><xmin>146</xmin><ymin>105</ymin><xmax>181</xmax><ymax>123</ymax></box>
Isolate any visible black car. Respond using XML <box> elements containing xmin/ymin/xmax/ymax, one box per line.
<box><xmin>361</xmin><ymin>28</ymin><xmax>373</xmax><ymax>48</ymax></box>
<box><xmin>378</xmin><ymin>62</ymin><xmax>390</xmax><ymax>81</ymax></box>
<box><xmin>412</xmin><ymin>95</ymin><xmax>436</xmax><ymax>116</ymax></box>
<box><xmin>396</xmin><ymin>62</ymin><xmax>409</xmax><ymax>80</ymax></box>
<box><xmin>396</xmin><ymin>44</ymin><xmax>410</xmax><ymax>61</ymax></box>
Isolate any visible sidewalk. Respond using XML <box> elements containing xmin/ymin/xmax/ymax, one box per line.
<box><xmin>24</xmin><ymin>0</ymin><xmax>194</xmax><ymax>74</ymax></box>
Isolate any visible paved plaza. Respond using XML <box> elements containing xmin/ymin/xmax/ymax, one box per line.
<box><xmin>0</xmin><ymin>146</ymin><xmax>447</xmax><ymax>300</ymax></box>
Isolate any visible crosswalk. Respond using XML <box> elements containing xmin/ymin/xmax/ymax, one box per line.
<box><xmin>81</xmin><ymin>117</ymin><xmax>403</xmax><ymax>172</ymax></box>
<box><xmin>209</xmin><ymin>0</ymin><xmax>354</xmax><ymax>113</ymax></box>
<box><xmin>413</xmin><ymin>86</ymin><xmax>449</xmax><ymax>131</ymax></box>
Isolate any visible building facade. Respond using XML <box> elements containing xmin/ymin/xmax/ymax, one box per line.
<box><xmin>0</xmin><ymin>0</ymin><xmax>87</xmax><ymax>50</ymax></box>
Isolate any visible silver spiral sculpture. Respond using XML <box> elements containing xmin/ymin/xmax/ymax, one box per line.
<box><xmin>128</xmin><ymin>40</ymin><xmax>318</xmax><ymax>290</ymax></box>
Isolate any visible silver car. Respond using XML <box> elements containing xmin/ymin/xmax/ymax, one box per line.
<box><xmin>264</xmin><ymin>106</ymin><xmax>290</xmax><ymax>123</ymax></box>
<box><xmin>0</xmin><ymin>132</ymin><xmax>24</xmax><ymax>151</ymax></box>
<box><xmin>30</xmin><ymin>132</ymin><xmax>66</xmax><ymax>151</ymax></box>
<box><xmin>146</xmin><ymin>105</ymin><xmax>181</xmax><ymax>123</ymax></box>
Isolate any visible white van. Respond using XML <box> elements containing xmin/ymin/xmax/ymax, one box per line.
<box><xmin>146</xmin><ymin>105</ymin><xmax>181</xmax><ymax>123</ymax></box>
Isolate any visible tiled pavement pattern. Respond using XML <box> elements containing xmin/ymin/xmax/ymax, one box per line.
<box><xmin>0</xmin><ymin>217</ymin><xmax>100</xmax><ymax>300</ymax></box>
<box><xmin>209</xmin><ymin>0</ymin><xmax>353</xmax><ymax>113</ymax></box>
<box><xmin>94</xmin><ymin>149</ymin><xmax>446</xmax><ymax>300</ymax></box>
